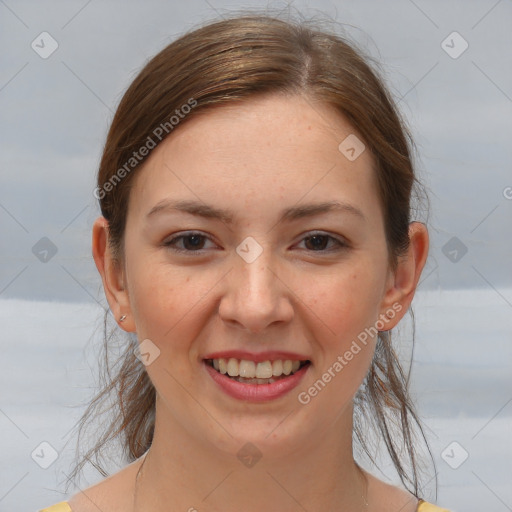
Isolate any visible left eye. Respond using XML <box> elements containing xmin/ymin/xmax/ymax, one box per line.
<box><xmin>297</xmin><ymin>233</ymin><xmax>346</xmax><ymax>252</ymax></box>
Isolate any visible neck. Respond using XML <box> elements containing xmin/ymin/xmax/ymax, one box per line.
<box><xmin>134</xmin><ymin>395</ymin><xmax>367</xmax><ymax>512</ymax></box>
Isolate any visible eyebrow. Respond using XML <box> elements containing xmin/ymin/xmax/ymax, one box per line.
<box><xmin>146</xmin><ymin>199</ymin><xmax>366</xmax><ymax>224</ymax></box>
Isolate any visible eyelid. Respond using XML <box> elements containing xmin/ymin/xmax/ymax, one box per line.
<box><xmin>162</xmin><ymin>231</ymin><xmax>218</xmax><ymax>253</ymax></box>
<box><xmin>295</xmin><ymin>231</ymin><xmax>349</xmax><ymax>252</ymax></box>
<box><xmin>163</xmin><ymin>230</ymin><xmax>349</xmax><ymax>255</ymax></box>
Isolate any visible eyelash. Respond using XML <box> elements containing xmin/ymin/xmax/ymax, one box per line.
<box><xmin>162</xmin><ymin>231</ymin><xmax>348</xmax><ymax>255</ymax></box>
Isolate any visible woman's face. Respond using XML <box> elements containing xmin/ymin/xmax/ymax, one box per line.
<box><xmin>117</xmin><ymin>94</ymin><xmax>406</xmax><ymax>458</ymax></box>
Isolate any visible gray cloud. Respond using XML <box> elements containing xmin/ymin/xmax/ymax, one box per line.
<box><xmin>1</xmin><ymin>0</ymin><xmax>511</xmax><ymax>302</ymax></box>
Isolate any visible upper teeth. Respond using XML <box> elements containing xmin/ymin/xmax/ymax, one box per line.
<box><xmin>212</xmin><ymin>358</ymin><xmax>303</xmax><ymax>378</ymax></box>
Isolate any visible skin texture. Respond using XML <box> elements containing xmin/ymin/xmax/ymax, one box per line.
<box><xmin>78</xmin><ymin>94</ymin><xmax>429</xmax><ymax>512</ymax></box>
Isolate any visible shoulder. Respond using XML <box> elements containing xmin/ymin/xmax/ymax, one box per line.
<box><xmin>67</xmin><ymin>456</ymin><xmax>144</xmax><ymax>512</ymax></box>
<box><xmin>364</xmin><ymin>474</ymin><xmax>451</xmax><ymax>512</ymax></box>
<box><xmin>364</xmin><ymin>471</ymin><xmax>419</xmax><ymax>512</ymax></box>
<box><xmin>417</xmin><ymin>500</ymin><xmax>452</xmax><ymax>512</ymax></box>
<box><xmin>39</xmin><ymin>503</ymin><xmax>73</xmax><ymax>512</ymax></box>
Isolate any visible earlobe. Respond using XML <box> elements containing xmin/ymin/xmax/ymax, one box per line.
<box><xmin>378</xmin><ymin>222</ymin><xmax>429</xmax><ymax>330</ymax></box>
<box><xmin>92</xmin><ymin>216</ymin><xmax>135</xmax><ymax>332</ymax></box>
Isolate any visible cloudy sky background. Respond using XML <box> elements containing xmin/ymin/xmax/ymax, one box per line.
<box><xmin>0</xmin><ymin>0</ymin><xmax>511</xmax><ymax>301</ymax></box>
<box><xmin>0</xmin><ymin>1</ymin><xmax>511</xmax><ymax>510</ymax></box>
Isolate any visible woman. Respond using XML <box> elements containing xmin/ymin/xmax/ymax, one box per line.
<box><xmin>41</xmin><ymin>12</ymin><xmax>450</xmax><ymax>512</ymax></box>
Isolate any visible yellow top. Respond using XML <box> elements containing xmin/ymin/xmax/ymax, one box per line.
<box><xmin>417</xmin><ymin>499</ymin><xmax>451</xmax><ymax>511</ymax></box>
<box><xmin>39</xmin><ymin>504</ymin><xmax>72</xmax><ymax>512</ymax></box>
<box><xmin>40</xmin><ymin>499</ymin><xmax>450</xmax><ymax>511</ymax></box>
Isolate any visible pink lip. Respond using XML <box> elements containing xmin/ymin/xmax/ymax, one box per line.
<box><xmin>204</xmin><ymin>360</ymin><xmax>310</xmax><ymax>402</ymax></box>
<box><xmin>203</xmin><ymin>350</ymin><xmax>310</xmax><ymax>363</ymax></box>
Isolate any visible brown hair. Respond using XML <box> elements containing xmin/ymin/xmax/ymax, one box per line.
<box><xmin>67</xmin><ymin>11</ymin><xmax>433</xmax><ymax>497</ymax></box>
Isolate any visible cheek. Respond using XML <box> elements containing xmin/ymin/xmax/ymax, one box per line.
<box><xmin>307</xmin><ymin>266</ymin><xmax>384</xmax><ymax>347</ymax></box>
<box><xmin>126</xmin><ymin>249</ymin><xmax>188</xmax><ymax>337</ymax></box>
<box><xmin>297</xmin><ymin>271</ymin><xmax>382</xmax><ymax>414</ymax></box>
<box><xmin>126</xmin><ymin>251</ymin><xmax>223</xmax><ymax>362</ymax></box>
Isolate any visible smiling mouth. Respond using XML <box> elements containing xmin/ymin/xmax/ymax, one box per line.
<box><xmin>204</xmin><ymin>358</ymin><xmax>311</xmax><ymax>384</ymax></box>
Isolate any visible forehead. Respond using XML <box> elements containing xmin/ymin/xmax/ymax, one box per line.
<box><xmin>156</xmin><ymin>94</ymin><xmax>368</xmax><ymax>166</ymax></box>
<box><xmin>129</xmin><ymin>94</ymin><xmax>381</xmax><ymax>224</ymax></box>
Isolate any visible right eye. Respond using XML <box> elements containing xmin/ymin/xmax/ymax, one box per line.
<box><xmin>163</xmin><ymin>232</ymin><xmax>217</xmax><ymax>254</ymax></box>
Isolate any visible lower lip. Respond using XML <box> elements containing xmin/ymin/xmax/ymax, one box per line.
<box><xmin>204</xmin><ymin>362</ymin><xmax>310</xmax><ymax>402</ymax></box>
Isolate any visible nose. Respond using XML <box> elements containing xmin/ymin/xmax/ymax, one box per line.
<box><xmin>218</xmin><ymin>249</ymin><xmax>294</xmax><ymax>334</ymax></box>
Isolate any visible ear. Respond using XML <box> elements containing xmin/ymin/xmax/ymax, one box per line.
<box><xmin>92</xmin><ymin>216</ymin><xmax>135</xmax><ymax>332</ymax></box>
<box><xmin>377</xmin><ymin>222</ymin><xmax>429</xmax><ymax>330</ymax></box>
